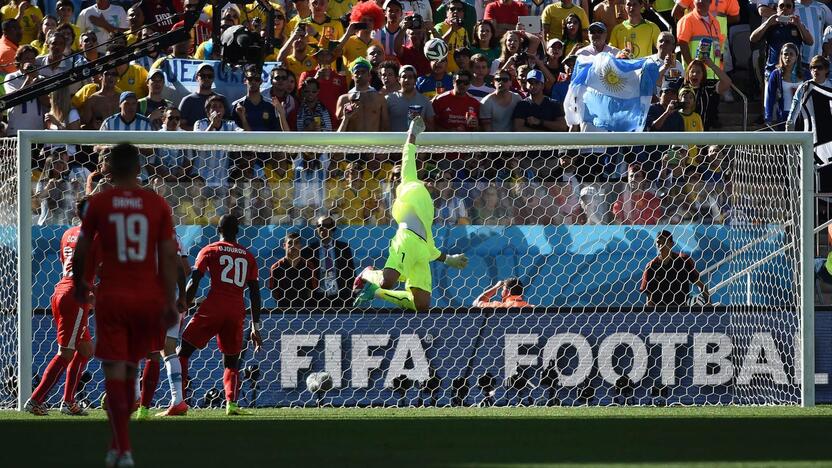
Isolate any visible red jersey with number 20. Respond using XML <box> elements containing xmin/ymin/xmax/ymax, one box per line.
<box><xmin>194</xmin><ymin>240</ymin><xmax>258</xmax><ymax>311</ymax></box>
<box><xmin>80</xmin><ymin>187</ymin><xmax>175</xmax><ymax>295</ymax></box>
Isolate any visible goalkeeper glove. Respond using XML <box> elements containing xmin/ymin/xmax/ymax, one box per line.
<box><xmin>443</xmin><ymin>253</ymin><xmax>468</xmax><ymax>269</ymax></box>
<box><xmin>408</xmin><ymin>115</ymin><xmax>426</xmax><ymax>136</ymax></box>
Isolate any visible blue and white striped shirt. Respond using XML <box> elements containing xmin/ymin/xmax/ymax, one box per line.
<box><xmin>796</xmin><ymin>0</ymin><xmax>832</xmax><ymax>64</ymax></box>
<box><xmin>100</xmin><ymin>113</ymin><xmax>154</xmax><ymax>131</ymax></box>
<box><xmin>191</xmin><ymin>118</ymin><xmax>244</xmax><ymax>187</ymax></box>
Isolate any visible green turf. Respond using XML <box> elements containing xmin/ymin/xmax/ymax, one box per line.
<box><xmin>1</xmin><ymin>407</ymin><xmax>831</xmax><ymax>467</ymax></box>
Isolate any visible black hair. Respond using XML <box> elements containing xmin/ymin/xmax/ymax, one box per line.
<box><xmin>108</xmin><ymin>143</ymin><xmax>140</xmax><ymax>179</ymax></box>
<box><xmin>657</xmin><ymin>230</ymin><xmax>674</xmax><ymax>242</ymax></box>
<box><xmin>219</xmin><ymin>214</ymin><xmax>239</xmax><ymax>240</ymax></box>
<box><xmin>504</xmin><ymin>277</ymin><xmax>524</xmax><ymax>296</ymax></box>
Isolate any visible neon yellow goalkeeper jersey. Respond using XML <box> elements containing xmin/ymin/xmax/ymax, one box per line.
<box><xmin>392</xmin><ymin>143</ymin><xmax>441</xmax><ymax>261</ymax></box>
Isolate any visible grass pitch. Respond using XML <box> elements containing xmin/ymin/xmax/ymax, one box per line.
<box><xmin>2</xmin><ymin>406</ymin><xmax>832</xmax><ymax>467</ymax></box>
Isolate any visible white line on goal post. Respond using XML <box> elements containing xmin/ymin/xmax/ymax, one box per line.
<box><xmin>14</xmin><ymin>130</ymin><xmax>817</xmax><ymax>408</ymax></box>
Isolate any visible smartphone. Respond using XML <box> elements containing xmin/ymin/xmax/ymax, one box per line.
<box><xmin>517</xmin><ymin>16</ymin><xmax>542</xmax><ymax>35</ymax></box>
<box><xmin>353</xmin><ymin>22</ymin><xmax>368</xmax><ymax>31</ymax></box>
<box><xmin>777</xmin><ymin>15</ymin><xmax>791</xmax><ymax>23</ymax></box>
<box><xmin>350</xmin><ymin>91</ymin><xmax>361</xmax><ymax>102</ymax></box>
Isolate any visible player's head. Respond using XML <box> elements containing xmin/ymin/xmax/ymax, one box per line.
<box><xmin>316</xmin><ymin>216</ymin><xmax>336</xmax><ymax>241</ymax></box>
<box><xmin>218</xmin><ymin>214</ymin><xmax>240</xmax><ymax>241</ymax></box>
<box><xmin>75</xmin><ymin>197</ymin><xmax>89</xmax><ymax>223</ymax></box>
<box><xmin>284</xmin><ymin>231</ymin><xmax>302</xmax><ymax>258</ymax></box>
<box><xmin>108</xmin><ymin>143</ymin><xmax>141</xmax><ymax>184</ymax></box>
<box><xmin>502</xmin><ymin>277</ymin><xmax>524</xmax><ymax>299</ymax></box>
<box><xmin>656</xmin><ymin>230</ymin><xmax>674</xmax><ymax>258</ymax></box>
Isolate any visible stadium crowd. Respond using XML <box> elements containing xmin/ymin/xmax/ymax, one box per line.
<box><xmin>9</xmin><ymin>0</ymin><xmax>832</xmax><ymax>227</ymax></box>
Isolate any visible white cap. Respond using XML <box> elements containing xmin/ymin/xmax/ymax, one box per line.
<box><xmin>824</xmin><ymin>25</ymin><xmax>832</xmax><ymax>44</ymax></box>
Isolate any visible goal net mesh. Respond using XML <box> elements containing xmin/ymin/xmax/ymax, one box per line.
<box><xmin>4</xmin><ymin>136</ymin><xmax>809</xmax><ymax>408</ymax></box>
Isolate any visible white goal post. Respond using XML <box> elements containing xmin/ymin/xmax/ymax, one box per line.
<box><xmin>13</xmin><ymin>130</ymin><xmax>816</xmax><ymax>409</ymax></box>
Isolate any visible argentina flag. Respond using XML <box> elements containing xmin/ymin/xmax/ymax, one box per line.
<box><xmin>564</xmin><ymin>54</ymin><xmax>660</xmax><ymax>132</ymax></box>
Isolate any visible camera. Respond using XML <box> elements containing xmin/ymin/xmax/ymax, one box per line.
<box><xmin>353</xmin><ymin>22</ymin><xmax>368</xmax><ymax>31</ymax></box>
<box><xmin>514</xmin><ymin>51</ymin><xmax>528</xmax><ymax>63</ymax></box>
<box><xmin>296</xmin><ymin>22</ymin><xmax>307</xmax><ymax>36</ymax></box>
<box><xmin>776</xmin><ymin>15</ymin><xmax>791</xmax><ymax>23</ymax></box>
<box><xmin>411</xmin><ymin>14</ymin><xmax>423</xmax><ymax>29</ymax></box>
<box><xmin>672</xmin><ymin>101</ymin><xmax>685</xmax><ymax>110</ymax></box>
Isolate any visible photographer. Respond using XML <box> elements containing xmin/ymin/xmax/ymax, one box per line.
<box><xmin>435</xmin><ymin>0</ymin><xmax>470</xmax><ymax>73</ymax></box>
<box><xmin>751</xmin><ymin>0</ymin><xmax>812</xmax><ymax>78</ymax></box>
<box><xmin>339</xmin><ymin>2</ymin><xmax>384</xmax><ymax>71</ymax></box>
<box><xmin>646</xmin><ymin>80</ymin><xmax>684</xmax><ymax>132</ymax></box>
<box><xmin>396</xmin><ymin>13</ymin><xmax>431</xmax><ymax>75</ymax></box>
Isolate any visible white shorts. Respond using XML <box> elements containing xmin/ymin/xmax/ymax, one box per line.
<box><xmin>165</xmin><ymin>313</ymin><xmax>185</xmax><ymax>340</ymax></box>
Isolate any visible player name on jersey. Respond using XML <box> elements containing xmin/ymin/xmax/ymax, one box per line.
<box><xmin>111</xmin><ymin>196</ymin><xmax>144</xmax><ymax>209</ymax></box>
<box><xmin>217</xmin><ymin>244</ymin><xmax>248</xmax><ymax>255</ymax></box>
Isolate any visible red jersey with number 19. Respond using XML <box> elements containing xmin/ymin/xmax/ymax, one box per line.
<box><xmin>194</xmin><ymin>241</ymin><xmax>258</xmax><ymax>311</ymax></box>
<box><xmin>80</xmin><ymin>187</ymin><xmax>175</xmax><ymax>296</ymax></box>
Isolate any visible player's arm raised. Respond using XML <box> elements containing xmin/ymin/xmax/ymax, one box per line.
<box><xmin>247</xmin><ymin>279</ymin><xmax>263</xmax><ymax>352</ymax></box>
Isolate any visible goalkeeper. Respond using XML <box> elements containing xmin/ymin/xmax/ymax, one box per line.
<box><xmin>353</xmin><ymin>115</ymin><xmax>468</xmax><ymax>311</ymax></box>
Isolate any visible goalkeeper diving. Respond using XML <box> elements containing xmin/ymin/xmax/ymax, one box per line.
<box><xmin>353</xmin><ymin>115</ymin><xmax>468</xmax><ymax>311</ymax></box>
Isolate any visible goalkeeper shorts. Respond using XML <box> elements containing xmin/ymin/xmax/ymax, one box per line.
<box><xmin>384</xmin><ymin>229</ymin><xmax>432</xmax><ymax>294</ymax></box>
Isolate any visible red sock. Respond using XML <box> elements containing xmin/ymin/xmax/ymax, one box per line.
<box><xmin>179</xmin><ymin>356</ymin><xmax>189</xmax><ymax>400</ymax></box>
<box><xmin>223</xmin><ymin>368</ymin><xmax>239</xmax><ymax>403</ymax></box>
<box><xmin>104</xmin><ymin>379</ymin><xmax>131</xmax><ymax>453</ymax></box>
<box><xmin>140</xmin><ymin>359</ymin><xmax>160</xmax><ymax>407</ymax></box>
<box><xmin>63</xmin><ymin>353</ymin><xmax>88</xmax><ymax>403</ymax></box>
<box><xmin>31</xmin><ymin>354</ymin><xmax>69</xmax><ymax>403</ymax></box>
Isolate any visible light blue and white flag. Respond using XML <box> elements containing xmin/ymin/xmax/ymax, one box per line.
<box><xmin>564</xmin><ymin>54</ymin><xmax>660</xmax><ymax>132</ymax></box>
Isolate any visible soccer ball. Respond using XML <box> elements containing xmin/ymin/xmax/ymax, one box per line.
<box><xmin>423</xmin><ymin>38</ymin><xmax>449</xmax><ymax>61</ymax></box>
<box><xmin>306</xmin><ymin>371</ymin><xmax>333</xmax><ymax>393</ymax></box>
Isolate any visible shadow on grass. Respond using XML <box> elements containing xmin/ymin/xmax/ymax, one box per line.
<box><xmin>2</xmin><ymin>417</ymin><xmax>832</xmax><ymax>466</ymax></box>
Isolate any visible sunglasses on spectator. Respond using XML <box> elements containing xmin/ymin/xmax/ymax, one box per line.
<box><xmin>166</xmin><ymin>116</ymin><xmax>181</xmax><ymax>121</ymax></box>
<box><xmin>272</xmin><ymin>74</ymin><xmax>288</xmax><ymax>81</ymax></box>
<box><xmin>450</xmin><ymin>7</ymin><xmax>463</xmax><ymax>11</ymax></box>
<box><xmin>778</xmin><ymin>3</ymin><xmax>793</xmax><ymax>8</ymax></box>
<box><xmin>495</xmin><ymin>76</ymin><xmax>511</xmax><ymax>82</ymax></box>
<box><xmin>317</xmin><ymin>223</ymin><xmax>335</xmax><ymax>229</ymax></box>
<box><xmin>246</xmin><ymin>75</ymin><xmax>262</xmax><ymax>81</ymax></box>
<box><xmin>275</xmin><ymin>15</ymin><xmax>285</xmax><ymax>20</ymax></box>
<box><xmin>104</xmin><ymin>72</ymin><xmax>118</xmax><ymax>77</ymax></box>
<box><xmin>199</xmin><ymin>73</ymin><xmax>214</xmax><ymax>79</ymax></box>
<box><xmin>455</xmin><ymin>79</ymin><xmax>470</xmax><ymax>85</ymax></box>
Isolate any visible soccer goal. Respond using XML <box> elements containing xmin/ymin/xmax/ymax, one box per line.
<box><xmin>4</xmin><ymin>130</ymin><xmax>816</xmax><ymax>409</ymax></box>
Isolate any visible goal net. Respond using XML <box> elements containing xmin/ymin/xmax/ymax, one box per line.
<box><xmin>5</xmin><ymin>130</ymin><xmax>815</xmax><ymax>409</ymax></box>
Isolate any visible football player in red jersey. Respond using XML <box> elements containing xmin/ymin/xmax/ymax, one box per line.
<box><xmin>176</xmin><ymin>214</ymin><xmax>263</xmax><ymax>416</ymax></box>
<box><xmin>72</xmin><ymin>143</ymin><xmax>179</xmax><ymax>468</ymax></box>
<box><xmin>24</xmin><ymin>199</ymin><xmax>99</xmax><ymax>416</ymax></box>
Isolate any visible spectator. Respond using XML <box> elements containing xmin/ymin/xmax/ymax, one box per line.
<box><xmin>292</xmin><ymin>152</ymin><xmax>329</xmax><ymax>220</ymax></box>
<box><xmin>795</xmin><ymin>0</ymin><xmax>832</xmax><ymax>69</ymax></box>
<box><xmin>0</xmin><ymin>19</ymin><xmax>22</xmax><ymax>74</ymax></box>
<box><xmin>178</xmin><ymin>177</ymin><xmax>218</xmax><ymax>225</ymax></box>
<box><xmin>192</xmin><ymin>95</ymin><xmax>249</xmax><ymax>193</ymax></box>
<box><xmin>594</xmin><ymin>0</ymin><xmax>626</xmax><ymax>33</ymax></box>
<box><xmin>751</xmin><ymin>0</ymin><xmax>813</xmax><ymax>78</ymax></box>
<box><xmin>194</xmin><ymin>4</ymin><xmax>240</xmax><ymax>60</ymax></box>
<box><xmin>576</xmin><ymin>21</ymin><xmax>620</xmax><ymax>56</ymax></box>
<box><xmin>435</xmin><ymin>0</ymin><xmax>470</xmax><ymax>73</ymax></box>
<box><xmin>307</xmin><ymin>0</ymin><xmax>346</xmax><ymax>45</ymax></box>
<box><xmin>33</xmin><ymin>153</ymin><xmax>72</xmax><ymax>225</ymax></box>
<box><xmin>79</xmin><ymin>69</ymin><xmax>118</xmax><ymax>130</ymax></box>
<box><xmin>473</xmin><ymin>278</ymin><xmax>532</xmax><ymax>307</ymax></box>
<box><xmin>640</xmin><ymin>230</ymin><xmax>710</xmax><ymax>306</ymax></box>
<box><xmin>468</xmin><ymin>54</ymin><xmax>495</xmax><ymax>100</ymax></box>
<box><xmin>452</xmin><ymin>46</ymin><xmax>473</xmax><ymax>72</ymax></box>
<box><xmin>682</xmin><ymin>57</ymin><xmax>732</xmax><ymax>130</ymax></box>
<box><xmin>512</xmin><ymin>69</ymin><xmax>567</xmax><ymax>131</ymax></box>
<box><xmin>233</xmin><ymin>65</ymin><xmax>290</xmax><ymax>132</ymax></box>
<box><xmin>296</xmin><ymin>77</ymin><xmax>333</xmax><ymax>131</ymax></box>
<box><xmin>7</xmin><ymin>63</ymin><xmax>47</xmax><ymax>135</ymax></box>
<box><xmin>178</xmin><ymin>63</ymin><xmax>230</xmax><ymax>131</ymax></box>
<box><xmin>100</xmin><ymin>91</ymin><xmax>153</xmax><ymax>131</ymax></box>
<box><xmin>542</xmin><ymin>0</ymin><xmax>589</xmax><ymax>41</ymax></box>
<box><xmin>124</xmin><ymin>3</ymin><xmax>144</xmax><ymax>46</ymax></box>
<box><xmin>366</xmin><ymin>44</ymin><xmax>386</xmax><ymax>89</ymax></box>
<box><xmin>485</xmin><ymin>0</ymin><xmax>529</xmax><ymax>38</ymax></box>
<box><xmin>269</xmin><ymin>66</ymin><xmax>299</xmax><ymax>117</ymax></box>
<box><xmin>76</xmin><ymin>0</ymin><xmax>127</xmax><ymax>48</ymax></box>
<box><xmin>787</xmin><ymin>55</ymin><xmax>831</xmax><ymax>127</ymax></box>
<box><xmin>378</xmin><ymin>60</ymin><xmax>401</xmax><ymax>95</ymax></box>
<box><xmin>269</xmin><ymin>232</ymin><xmax>319</xmax><ymax>309</ymax></box>
<box><xmin>327</xmin><ymin>162</ymin><xmax>381</xmax><ymax>224</ymax></box>
<box><xmin>678</xmin><ymin>86</ymin><xmax>704</xmax><ymax>132</ymax></box>
<box><xmin>434</xmin><ymin>170</ymin><xmax>471</xmax><ymax>225</ymax></box>
<box><xmin>491</xmin><ymin>30</ymin><xmax>524</xmax><ymax>74</ymax></box>
<box><xmin>300</xmin><ymin>46</ymin><xmax>347</xmax><ymax>122</ymax></box>
<box><xmin>401</xmin><ymin>0</ymin><xmax>434</xmax><ymax>27</ymax></box>
<box><xmin>85</xmin><ymin>147</ymin><xmax>111</xmax><ymax>195</ymax></box>
<box><xmin>55</xmin><ymin>22</ymin><xmax>75</xmax><ymax>56</ymax></box>
<box><xmin>373</xmin><ymin>0</ymin><xmax>404</xmax><ymax>59</ymax></box>
<box><xmin>673</xmin><ymin>0</ymin><xmax>739</xmax><ymax>76</ymax></box>
<box><xmin>1</xmin><ymin>0</ymin><xmax>43</xmax><ymax>46</ymax></box>
<box><xmin>561</xmin><ymin>13</ymin><xmax>589</xmax><ymax>56</ymax></box>
<box><xmin>31</xmin><ymin>15</ymin><xmax>56</xmax><ymax>54</ymax></box>
<box><xmin>287</xmin><ymin>0</ymin><xmax>313</xmax><ymax>33</ymax></box>
<box><xmin>309</xmin><ymin>216</ymin><xmax>356</xmax><ymax>308</ymax></box>
<box><xmin>481</xmin><ymin>69</ymin><xmax>522</xmax><ymax>131</ymax></box>
<box><xmin>471</xmin><ymin>20</ymin><xmax>501</xmax><ymax>66</ymax></box>
<box><xmin>543</xmin><ymin>38</ymin><xmax>566</xmax><ymax>84</ymax></box>
<box><xmin>677</xmin><ymin>0</ymin><xmax>724</xmax><ymax>78</ymax></box>
<box><xmin>825</xmin><ymin>26</ymin><xmax>832</xmax><ymax>61</ymax></box>
<box><xmin>152</xmin><ymin>107</ymin><xmax>195</xmax><ymax>181</ymax></box>
<box><xmin>138</xmin><ymin>69</ymin><xmax>171</xmax><ymax>129</ymax></box>
<box><xmin>436</xmin><ymin>0</ymin><xmax>475</xmax><ymax>37</ymax></box>
<box><xmin>4</xmin><ymin>44</ymin><xmax>36</xmax><ymax>93</ymax></box>
<box><xmin>417</xmin><ymin>53</ymin><xmax>455</xmax><ymax>99</ymax></box>
<box><xmin>340</xmin><ymin>2</ymin><xmax>384</xmax><ymax>71</ymax></box>
<box><xmin>609</xmin><ymin>0</ymin><xmax>660</xmax><ymax>58</ymax></box>
<box><xmin>647</xmin><ymin>79</ymin><xmax>685</xmax><ymax>132</ymax></box>
<box><xmin>277</xmin><ymin>28</ymin><xmax>318</xmax><ymax>79</ymax></box>
<box><xmin>432</xmin><ymin>69</ymin><xmax>481</xmax><ymax>131</ymax></box>
<box><xmin>74</xmin><ymin>30</ymin><xmax>99</xmax><ymax>66</ymax></box>
<box><xmin>34</xmin><ymin>31</ymin><xmax>70</xmax><ymax>80</ymax></box>
<box><xmin>612</xmin><ymin>163</ymin><xmax>663</xmax><ymax>224</ymax></box>
<box><xmin>385</xmin><ymin>64</ymin><xmax>436</xmax><ymax>131</ymax></box>
<box><xmin>337</xmin><ymin>59</ymin><xmax>389</xmax><ymax>132</ymax></box>
<box><xmin>44</xmin><ymin>87</ymin><xmax>80</xmax><ymax>131</ymax></box>
<box><xmin>765</xmin><ymin>43</ymin><xmax>805</xmax><ymax>129</ymax></box>
<box><xmin>472</xmin><ymin>185</ymin><xmax>513</xmax><ymax>224</ymax></box>
<box><xmin>55</xmin><ymin>0</ymin><xmax>80</xmax><ymax>51</ymax></box>
<box><xmin>397</xmin><ymin>13</ymin><xmax>431</xmax><ymax>76</ymax></box>
<box><xmin>650</xmin><ymin>32</ymin><xmax>684</xmax><ymax>92</ymax></box>
<box><xmin>139</xmin><ymin>0</ymin><xmax>175</xmax><ymax>34</ymax></box>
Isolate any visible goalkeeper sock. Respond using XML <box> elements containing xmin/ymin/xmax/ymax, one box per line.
<box><xmin>63</xmin><ymin>353</ymin><xmax>88</xmax><ymax>403</ymax></box>
<box><xmin>140</xmin><ymin>359</ymin><xmax>160</xmax><ymax>408</ymax></box>
<box><xmin>375</xmin><ymin>288</ymin><xmax>417</xmax><ymax>311</ymax></box>
<box><xmin>363</xmin><ymin>269</ymin><xmax>384</xmax><ymax>287</ymax></box>
<box><xmin>223</xmin><ymin>368</ymin><xmax>239</xmax><ymax>403</ymax></box>
<box><xmin>31</xmin><ymin>354</ymin><xmax>69</xmax><ymax>403</ymax></box>
<box><xmin>164</xmin><ymin>355</ymin><xmax>183</xmax><ymax>405</ymax></box>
